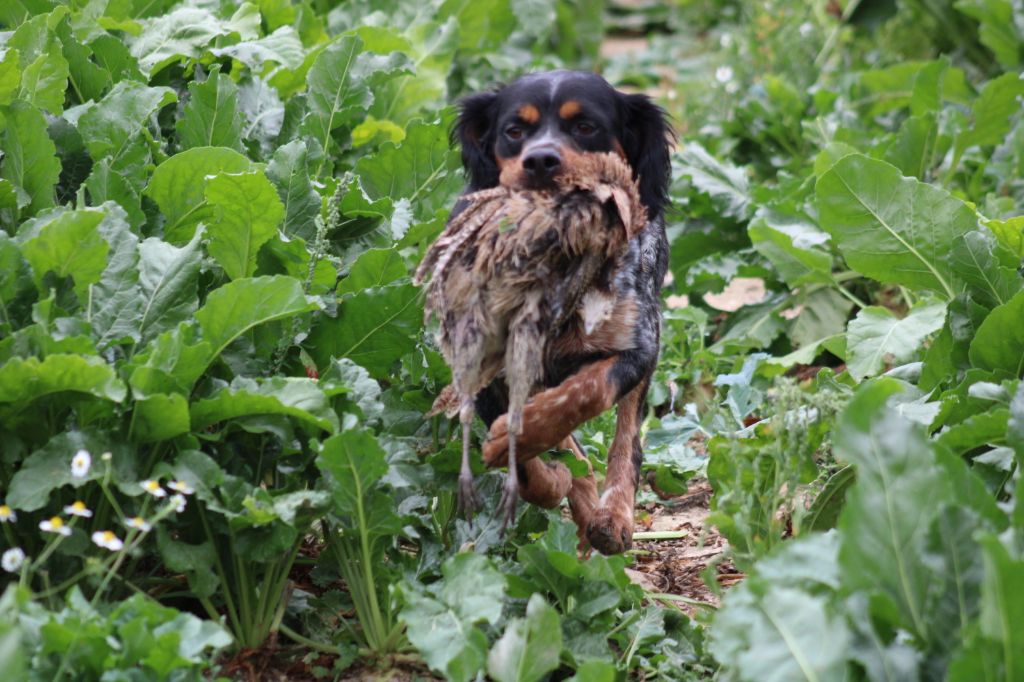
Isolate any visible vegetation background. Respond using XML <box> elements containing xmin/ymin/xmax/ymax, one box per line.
<box><xmin>0</xmin><ymin>0</ymin><xmax>1022</xmax><ymax>679</ymax></box>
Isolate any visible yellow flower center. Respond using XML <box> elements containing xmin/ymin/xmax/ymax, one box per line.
<box><xmin>145</xmin><ymin>481</ymin><xmax>159</xmax><ymax>490</ymax></box>
<box><xmin>0</xmin><ymin>505</ymin><xmax>11</xmax><ymax>516</ymax></box>
<box><xmin>101</xmin><ymin>531</ymin><xmax>115</xmax><ymax>542</ymax></box>
<box><xmin>49</xmin><ymin>516</ymin><xmax>64</xmax><ymax>529</ymax></box>
<box><xmin>71</xmin><ymin>501</ymin><xmax>87</xmax><ymax>511</ymax></box>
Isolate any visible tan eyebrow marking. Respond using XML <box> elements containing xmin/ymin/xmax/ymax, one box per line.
<box><xmin>559</xmin><ymin>100</ymin><xmax>582</xmax><ymax>119</ymax></box>
<box><xmin>517</xmin><ymin>104</ymin><xmax>540</xmax><ymax>124</ymax></box>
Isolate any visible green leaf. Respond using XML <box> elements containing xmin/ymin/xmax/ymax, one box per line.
<box><xmin>77</xmin><ymin>81</ymin><xmax>177</xmax><ymax>168</ymax></box>
<box><xmin>132</xmin><ymin>393</ymin><xmax>190</xmax><ymax>443</ymax></box>
<box><xmin>835</xmin><ymin>380</ymin><xmax>954</xmax><ymax>641</ymax></box>
<box><xmin>266</xmin><ymin>139</ymin><xmax>321</xmax><ymax>241</ymax></box>
<box><xmin>194</xmin><ymin>275</ymin><xmax>318</xmax><ymax>370</ymax></box>
<box><xmin>748</xmin><ymin>209</ymin><xmax>833</xmax><ymax>287</ymax></box>
<box><xmin>816</xmin><ymin>154</ymin><xmax>976</xmax><ymax>299</ymax></box>
<box><xmin>301</xmin><ymin>35</ymin><xmax>411</xmax><ymax>176</ymax></box>
<box><xmin>156</xmin><ymin>529</ymin><xmax>219</xmax><ymax>598</ymax></box>
<box><xmin>177</xmin><ymin>65</ymin><xmax>244</xmax><ymax>152</ymax></box>
<box><xmin>0</xmin><ymin>49</ymin><xmax>20</xmax><ymax>106</ymax></box>
<box><xmin>805</xmin><ymin>466</ymin><xmax>855</xmax><ymax>532</ymax></box>
<box><xmin>976</xmin><ymin>534</ymin><xmax>1024</xmax><ymax>679</ymax></box>
<box><xmin>137</xmin><ymin>228</ymin><xmax>204</xmax><ymax>345</ymax></box>
<box><xmin>951</xmin><ymin>230</ymin><xmax>1022</xmax><ymax>309</ymax></box>
<box><xmin>401</xmin><ymin>553</ymin><xmax>507</xmax><ymax>682</ymax></box>
<box><xmin>306</xmin><ymin>282</ymin><xmax>422</xmax><ymax>379</ymax></box>
<box><xmin>957</xmin><ymin>72</ymin><xmax>1024</xmax><ymax>152</ymax></box>
<box><xmin>676</xmin><ymin>142</ymin><xmax>752</xmax><ymax>220</ymax></box>
<box><xmin>190</xmin><ymin>377</ymin><xmax>338</xmax><ymax>433</ymax></box>
<box><xmin>345</xmin><ymin>117</ymin><xmax>461</xmax><ymax>221</ymax></box>
<box><xmin>18</xmin><ymin>207</ymin><xmax>108</xmax><ymax>302</ymax></box>
<box><xmin>129</xmin><ymin>7</ymin><xmax>239</xmax><ymax>76</ymax></box>
<box><xmin>845</xmin><ymin>299</ymin><xmax>947</xmax><ymax>380</ymax></box>
<box><xmin>439</xmin><ymin>0</ymin><xmax>516</xmax><ymax>52</ymax></box>
<box><xmin>337</xmin><ymin>248</ymin><xmax>406</xmax><ymax>295</ymax></box>
<box><xmin>0</xmin><ymin>354</ymin><xmax>125</xmax><ymax>429</ymax></box>
<box><xmin>210</xmin><ymin>25</ymin><xmax>306</xmax><ymax>72</ymax></box>
<box><xmin>316</xmin><ymin>429</ymin><xmax>388</xmax><ymax>517</ymax></box>
<box><xmin>955</xmin><ymin>0</ymin><xmax>1023</xmax><ymax>69</ymax></box>
<box><xmin>968</xmin><ymin>289</ymin><xmax>1024</xmax><ymax>375</ymax></box>
<box><xmin>0</xmin><ymin>100</ymin><xmax>60</xmax><ymax>216</ymax></box>
<box><xmin>90</xmin><ymin>203</ymin><xmax>142</xmax><ymax>347</ymax></box>
<box><xmin>145</xmin><ymin>146</ymin><xmax>252</xmax><ymax>243</ymax></box>
<box><xmin>985</xmin><ymin>215</ymin><xmax>1024</xmax><ymax>259</ymax></box>
<box><xmin>8</xmin><ymin>10</ymin><xmax>70</xmax><ymax>114</ymax></box>
<box><xmin>488</xmin><ymin>594</ymin><xmax>563</xmax><ymax>682</ymax></box>
<box><xmin>204</xmin><ymin>170</ymin><xmax>284</xmax><ymax>280</ymax></box>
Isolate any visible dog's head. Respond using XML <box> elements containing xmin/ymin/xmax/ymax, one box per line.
<box><xmin>454</xmin><ymin>70</ymin><xmax>674</xmax><ymax>220</ymax></box>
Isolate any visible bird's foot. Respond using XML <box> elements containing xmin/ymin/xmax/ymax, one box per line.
<box><xmin>497</xmin><ymin>474</ymin><xmax>518</xmax><ymax>537</ymax></box>
<box><xmin>457</xmin><ymin>472</ymin><xmax>479</xmax><ymax>526</ymax></box>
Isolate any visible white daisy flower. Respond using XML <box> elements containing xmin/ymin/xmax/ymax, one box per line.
<box><xmin>715</xmin><ymin>65</ymin><xmax>735</xmax><ymax>84</ymax></box>
<box><xmin>0</xmin><ymin>505</ymin><xmax>16</xmax><ymax>522</ymax></box>
<box><xmin>71</xmin><ymin>449</ymin><xmax>92</xmax><ymax>478</ymax></box>
<box><xmin>2</xmin><ymin>548</ymin><xmax>25</xmax><ymax>573</ymax></box>
<box><xmin>140</xmin><ymin>480</ymin><xmax>167</xmax><ymax>498</ymax></box>
<box><xmin>39</xmin><ymin>516</ymin><xmax>72</xmax><ymax>536</ymax></box>
<box><xmin>63</xmin><ymin>501</ymin><xmax>93</xmax><ymax>518</ymax></box>
<box><xmin>167</xmin><ymin>480</ymin><xmax>194</xmax><ymax>495</ymax></box>
<box><xmin>91</xmin><ymin>530</ymin><xmax>124</xmax><ymax>552</ymax></box>
<box><xmin>169</xmin><ymin>494</ymin><xmax>186</xmax><ymax>513</ymax></box>
<box><xmin>125</xmin><ymin>516</ymin><xmax>151</xmax><ymax>533</ymax></box>
<box><xmin>799</xmin><ymin>22</ymin><xmax>814</xmax><ymax>38</ymax></box>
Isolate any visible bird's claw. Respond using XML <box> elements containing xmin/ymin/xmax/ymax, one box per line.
<box><xmin>497</xmin><ymin>475</ymin><xmax>518</xmax><ymax>537</ymax></box>
<box><xmin>457</xmin><ymin>474</ymin><xmax>479</xmax><ymax>526</ymax></box>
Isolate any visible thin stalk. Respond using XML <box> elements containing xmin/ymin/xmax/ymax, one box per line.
<box><xmin>197</xmin><ymin>504</ymin><xmax>243</xmax><ymax>641</ymax></box>
<box><xmin>279</xmin><ymin>622</ymin><xmax>339</xmax><ymax>655</ymax></box>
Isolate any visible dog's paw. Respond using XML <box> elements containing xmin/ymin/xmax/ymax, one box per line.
<box><xmin>586</xmin><ymin>506</ymin><xmax>634</xmax><ymax>555</ymax></box>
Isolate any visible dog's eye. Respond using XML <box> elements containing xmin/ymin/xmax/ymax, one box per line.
<box><xmin>505</xmin><ymin>125</ymin><xmax>524</xmax><ymax>140</ymax></box>
<box><xmin>574</xmin><ymin>122</ymin><xmax>597</xmax><ymax>136</ymax></box>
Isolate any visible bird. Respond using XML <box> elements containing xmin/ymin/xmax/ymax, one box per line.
<box><xmin>414</xmin><ymin>151</ymin><xmax>647</xmax><ymax>531</ymax></box>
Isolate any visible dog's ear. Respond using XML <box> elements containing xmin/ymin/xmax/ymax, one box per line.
<box><xmin>453</xmin><ymin>92</ymin><xmax>500</xmax><ymax>190</ymax></box>
<box><xmin>618</xmin><ymin>93</ymin><xmax>673</xmax><ymax>219</ymax></box>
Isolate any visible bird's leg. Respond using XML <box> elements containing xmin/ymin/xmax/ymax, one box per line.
<box><xmin>457</xmin><ymin>397</ymin><xmax>478</xmax><ymax>524</ymax></box>
<box><xmin>498</xmin><ymin>407</ymin><xmax>522</xmax><ymax>535</ymax></box>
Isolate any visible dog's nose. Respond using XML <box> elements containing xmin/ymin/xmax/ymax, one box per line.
<box><xmin>522</xmin><ymin>147</ymin><xmax>562</xmax><ymax>180</ymax></box>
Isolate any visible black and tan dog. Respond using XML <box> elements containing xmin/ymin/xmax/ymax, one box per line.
<box><xmin>447</xmin><ymin>70</ymin><xmax>672</xmax><ymax>555</ymax></box>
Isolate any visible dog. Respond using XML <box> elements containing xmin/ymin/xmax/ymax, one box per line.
<box><xmin>448</xmin><ymin>70</ymin><xmax>672</xmax><ymax>555</ymax></box>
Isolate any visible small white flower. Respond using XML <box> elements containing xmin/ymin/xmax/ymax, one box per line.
<box><xmin>140</xmin><ymin>480</ymin><xmax>167</xmax><ymax>498</ymax></box>
<box><xmin>0</xmin><ymin>505</ymin><xmax>16</xmax><ymax>522</ymax></box>
<box><xmin>101</xmin><ymin>451</ymin><xmax>112</xmax><ymax>461</ymax></box>
<box><xmin>799</xmin><ymin>22</ymin><xmax>814</xmax><ymax>38</ymax></box>
<box><xmin>725</xmin><ymin>81</ymin><xmax>740</xmax><ymax>95</ymax></box>
<box><xmin>71</xmin><ymin>450</ymin><xmax>91</xmax><ymax>478</ymax></box>
<box><xmin>167</xmin><ymin>480</ymin><xmax>194</xmax><ymax>495</ymax></box>
<box><xmin>720</xmin><ymin>33</ymin><xmax>734</xmax><ymax>48</ymax></box>
<box><xmin>715</xmin><ymin>65</ymin><xmax>735</xmax><ymax>84</ymax></box>
<box><xmin>2</xmin><ymin>548</ymin><xmax>25</xmax><ymax>573</ymax></box>
<box><xmin>169</xmin><ymin>494</ymin><xmax>186</xmax><ymax>513</ymax></box>
<box><xmin>63</xmin><ymin>501</ymin><xmax>93</xmax><ymax>518</ymax></box>
<box><xmin>39</xmin><ymin>516</ymin><xmax>72</xmax><ymax>537</ymax></box>
<box><xmin>91</xmin><ymin>530</ymin><xmax>124</xmax><ymax>552</ymax></box>
<box><xmin>125</xmin><ymin>516</ymin><xmax>151</xmax><ymax>533</ymax></box>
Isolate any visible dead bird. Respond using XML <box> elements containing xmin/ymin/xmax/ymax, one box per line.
<box><xmin>414</xmin><ymin>151</ymin><xmax>646</xmax><ymax>531</ymax></box>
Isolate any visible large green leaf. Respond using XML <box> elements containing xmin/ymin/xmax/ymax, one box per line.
<box><xmin>89</xmin><ymin>203</ymin><xmax>142</xmax><ymax>347</ymax></box>
<box><xmin>955</xmin><ymin>0</ymin><xmax>1022</xmax><ymax>69</ymax></box>
<box><xmin>194</xmin><ymin>275</ymin><xmax>318</xmax><ymax>369</ymax></box>
<box><xmin>835</xmin><ymin>380</ymin><xmax>954</xmax><ymax>642</ymax></box>
<box><xmin>487</xmin><ymin>594</ymin><xmax>562</xmax><ymax>682</ymax></box>
<box><xmin>951</xmin><ymin>230</ymin><xmax>1022</xmax><ymax>309</ymax></box>
<box><xmin>305</xmin><ymin>282</ymin><xmax>421</xmax><ymax>378</ymax></box>
<box><xmin>77</xmin><ymin>81</ymin><xmax>176</xmax><ymax>168</ymax></box>
<box><xmin>969</xmin><ymin>289</ymin><xmax>1024</xmax><ymax>375</ymax></box>
<box><xmin>17</xmin><ymin>207</ymin><xmax>108</xmax><ymax>302</ymax></box>
<box><xmin>204</xmin><ymin>170</ymin><xmax>284</xmax><ymax>280</ymax></box>
<box><xmin>748</xmin><ymin>209</ymin><xmax>834</xmax><ymax>287</ymax></box>
<box><xmin>345</xmin><ymin>117</ymin><xmax>461</xmax><ymax>221</ymax></box>
<box><xmin>675</xmin><ymin>142</ymin><xmax>752</xmax><ymax>220</ymax></box>
<box><xmin>845</xmin><ymin>299</ymin><xmax>947</xmax><ymax>380</ymax></box>
<box><xmin>8</xmin><ymin>10</ymin><xmax>69</xmax><ymax>114</ymax></box>
<box><xmin>956</xmin><ymin>72</ymin><xmax>1024</xmax><ymax>153</ymax></box>
<box><xmin>337</xmin><ymin>247</ymin><xmax>406</xmax><ymax>295</ymax></box>
<box><xmin>0</xmin><ymin>100</ymin><xmax>60</xmax><ymax>216</ymax></box>
<box><xmin>145</xmin><ymin>146</ymin><xmax>251</xmax><ymax>243</ymax></box>
<box><xmin>316</xmin><ymin>429</ymin><xmax>388</xmax><ymax>518</ymax></box>
<box><xmin>129</xmin><ymin>6</ymin><xmax>257</xmax><ymax>77</ymax></box>
<box><xmin>176</xmin><ymin>65</ymin><xmax>244</xmax><ymax>152</ymax></box>
<box><xmin>132</xmin><ymin>393</ymin><xmax>190</xmax><ymax>443</ymax></box>
<box><xmin>976</xmin><ymin>534</ymin><xmax>1024</xmax><ymax>679</ymax></box>
<box><xmin>0</xmin><ymin>354</ymin><xmax>126</xmax><ymax>424</ymax></box>
<box><xmin>137</xmin><ymin>228</ymin><xmax>204</xmax><ymax>345</ymax></box>
<box><xmin>401</xmin><ymin>553</ymin><xmax>507</xmax><ymax>682</ymax></box>
<box><xmin>266</xmin><ymin>139</ymin><xmax>321</xmax><ymax>241</ymax></box>
<box><xmin>190</xmin><ymin>377</ymin><xmax>338</xmax><ymax>433</ymax></box>
<box><xmin>301</xmin><ymin>35</ymin><xmax>411</xmax><ymax>176</ymax></box>
<box><xmin>816</xmin><ymin>154</ymin><xmax>976</xmax><ymax>298</ymax></box>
